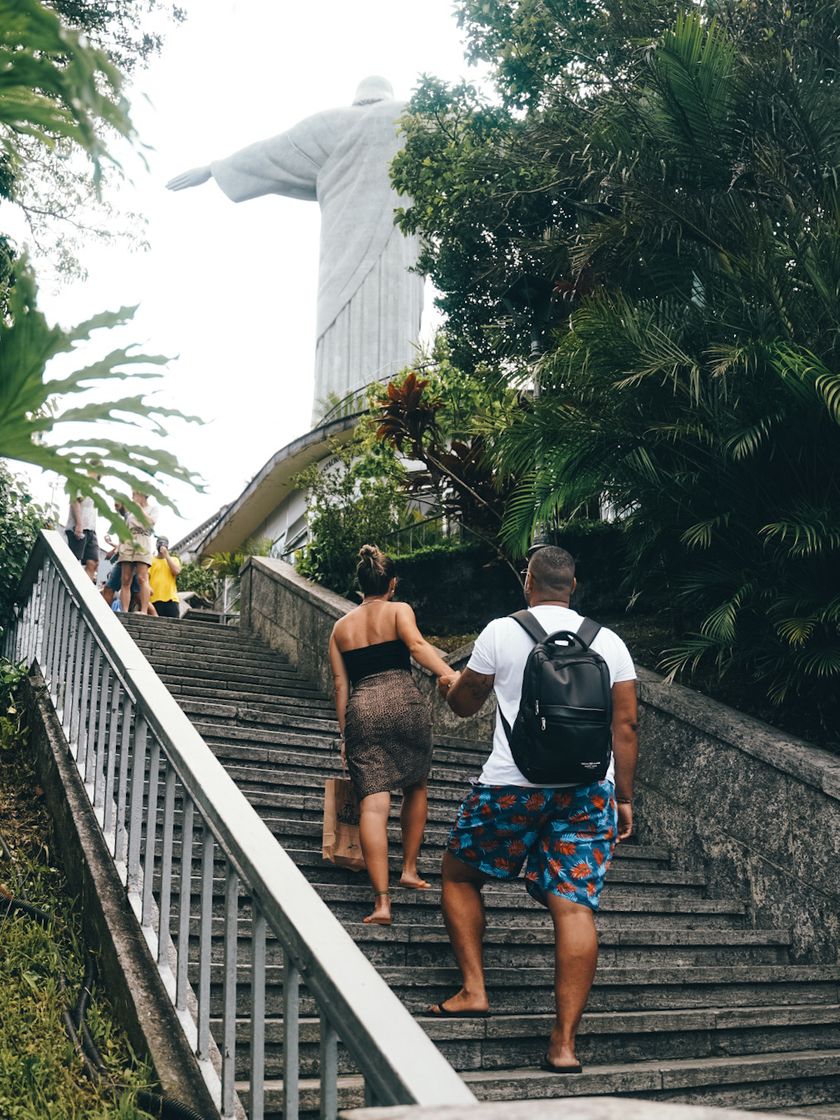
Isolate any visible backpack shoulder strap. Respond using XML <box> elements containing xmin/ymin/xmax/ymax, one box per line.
<box><xmin>509</xmin><ymin>609</ymin><xmax>548</xmax><ymax>644</ymax></box>
<box><xmin>576</xmin><ymin>617</ymin><xmax>602</xmax><ymax>648</ymax></box>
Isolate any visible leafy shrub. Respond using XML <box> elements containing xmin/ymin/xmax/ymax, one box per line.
<box><xmin>295</xmin><ymin>442</ymin><xmax>407</xmax><ymax>599</ymax></box>
<box><xmin>176</xmin><ymin>561</ymin><xmax>218</xmax><ymax>603</ymax></box>
<box><xmin>0</xmin><ymin>658</ymin><xmax>27</xmax><ymax>752</ymax></box>
<box><xmin>391</xmin><ymin>522</ymin><xmax>629</xmax><ymax>635</ymax></box>
<box><xmin>0</xmin><ymin>465</ymin><xmax>51</xmax><ymax>636</ymax></box>
<box><xmin>205</xmin><ymin>538</ymin><xmax>272</xmax><ymax>580</ymax></box>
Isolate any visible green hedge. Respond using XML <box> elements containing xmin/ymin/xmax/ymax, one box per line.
<box><xmin>391</xmin><ymin>522</ymin><xmax>629</xmax><ymax>636</ymax></box>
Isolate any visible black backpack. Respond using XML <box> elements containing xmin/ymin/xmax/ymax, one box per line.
<box><xmin>499</xmin><ymin>611</ymin><xmax>613</xmax><ymax>785</ymax></box>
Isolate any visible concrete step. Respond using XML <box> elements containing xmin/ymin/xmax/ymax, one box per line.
<box><xmin>136</xmin><ymin>649</ymin><xmax>304</xmax><ymax>680</ymax></box>
<box><xmin>164</xmin><ymin>881</ymin><xmax>747</xmax><ymax>929</ymax></box>
<box><xmin>154</xmin><ymin>662</ymin><xmax>324</xmax><ymax>691</ymax></box>
<box><xmin>189</xmin><ymin>921</ymin><xmax>790</xmax><ymax>971</ymax></box>
<box><xmin>161</xmin><ymin>862</ymin><xmax>708</xmax><ymax>914</ymax></box>
<box><xmin>189</xmin><ymin>964</ymin><xmax>840</xmax><ymax>1020</ymax></box>
<box><xmin>180</xmin><ymin>608</ymin><xmax>232</xmax><ymax>624</ymax></box>
<box><xmin>127</xmin><ymin>636</ymin><xmax>298</xmax><ymax>670</ymax></box>
<box><xmin>191</xmin><ymin>785</ymin><xmax>583</xmax><ymax>828</ymax></box>
<box><xmin>277</xmin><ymin>841</ymin><xmax>673</xmax><ymax>877</ymax></box>
<box><xmin>238</xmin><ymin>1049</ymin><xmax>840</xmax><ymax>1117</ymax></box>
<box><xmin>162</xmin><ymin>674</ymin><xmax>328</xmax><ymax>700</ymax></box>
<box><xmin>164</xmin><ymin>680</ymin><xmax>334</xmax><ymax>711</ymax></box>
<box><xmin>320</xmin><ymin>894</ymin><xmax>747</xmax><ymax>929</ymax></box>
<box><xmin>213</xmin><ymin>1003</ymin><xmax>839</xmax><ymax>1079</ymax></box>
<box><xmin>190</xmin><ymin>814</ymin><xmax>671</xmax><ymax>867</ymax></box>
<box><xmin>201</xmin><ymin>735</ymin><xmax>512</xmax><ymax>781</ymax></box>
<box><xmin>120</xmin><ymin>616</ymin><xmax>254</xmax><ymax>646</ymax></box>
<box><xmin>175</xmin><ymin>698</ymin><xmax>339</xmax><ymax>730</ymax></box>
<box><xmin>153</xmin><ymin>835</ymin><xmax>673</xmax><ymax>881</ymax></box>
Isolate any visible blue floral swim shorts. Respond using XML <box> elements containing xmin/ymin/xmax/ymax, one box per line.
<box><xmin>446</xmin><ymin>780</ymin><xmax>618</xmax><ymax>910</ymax></box>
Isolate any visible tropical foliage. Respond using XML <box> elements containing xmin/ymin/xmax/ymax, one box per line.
<box><xmin>3</xmin><ymin>0</ymin><xmax>184</xmax><ymax>278</ymax></box>
<box><xmin>176</xmin><ymin>560</ymin><xmax>219</xmax><ymax>604</ymax></box>
<box><xmin>0</xmin><ymin>0</ymin><xmax>201</xmax><ymax>533</ymax></box>
<box><xmin>51</xmin><ymin>0</ymin><xmax>186</xmax><ymax>74</ymax></box>
<box><xmin>205</xmin><ymin>538</ymin><xmax>273</xmax><ymax>580</ymax></box>
<box><xmin>0</xmin><ymin>464</ymin><xmax>51</xmax><ymax>634</ymax></box>
<box><xmin>294</xmin><ymin>441</ymin><xmax>408</xmax><ymax>598</ymax></box>
<box><xmin>0</xmin><ymin>0</ymin><xmax>136</xmax><ymax>183</ymax></box>
<box><xmin>368</xmin><ymin>346</ymin><xmax>522</xmax><ymax>577</ymax></box>
<box><xmin>395</xmin><ymin>1</ymin><xmax>840</xmax><ymax>732</ymax></box>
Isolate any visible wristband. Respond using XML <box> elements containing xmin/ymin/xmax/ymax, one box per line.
<box><xmin>616</xmin><ymin>797</ymin><xmax>633</xmax><ymax>804</ymax></box>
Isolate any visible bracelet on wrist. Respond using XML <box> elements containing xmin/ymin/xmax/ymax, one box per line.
<box><xmin>616</xmin><ymin>797</ymin><xmax>633</xmax><ymax>804</ymax></box>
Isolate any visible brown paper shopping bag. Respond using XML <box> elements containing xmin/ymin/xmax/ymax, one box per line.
<box><xmin>322</xmin><ymin>777</ymin><xmax>365</xmax><ymax>872</ymax></box>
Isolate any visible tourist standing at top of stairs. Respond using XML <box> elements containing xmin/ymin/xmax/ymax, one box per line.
<box><xmin>64</xmin><ymin>472</ymin><xmax>101</xmax><ymax>582</ymax></box>
<box><xmin>117</xmin><ymin>490</ymin><xmax>157</xmax><ymax>615</ymax></box>
<box><xmin>329</xmin><ymin>544</ymin><xmax>459</xmax><ymax>926</ymax></box>
<box><xmin>436</xmin><ymin>544</ymin><xmax>639</xmax><ymax>1075</ymax></box>
<box><xmin>148</xmin><ymin>536</ymin><xmax>182</xmax><ymax>619</ymax></box>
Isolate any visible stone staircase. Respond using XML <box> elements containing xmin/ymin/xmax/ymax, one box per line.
<box><xmin>120</xmin><ymin>613</ymin><xmax>840</xmax><ymax>1118</ymax></box>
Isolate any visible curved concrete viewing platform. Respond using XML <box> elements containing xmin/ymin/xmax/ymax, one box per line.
<box><xmin>175</xmin><ymin>412</ymin><xmax>359</xmax><ymax>561</ymax></box>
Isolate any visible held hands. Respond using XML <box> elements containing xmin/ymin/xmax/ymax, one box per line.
<box><xmin>437</xmin><ymin>671</ymin><xmax>461</xmax><ymax>699</ymax></box>
<box><xmin>165</xmin><ymin>166</ymin><xmax>212</xmax><ymax>191</ymax></box>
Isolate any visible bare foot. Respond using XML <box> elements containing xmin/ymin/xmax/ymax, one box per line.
<box><xmin>363</xmin><ymin>895</ymin><xmax>391</xmax><ymax>925</ymax></box>
<box><xmin>399</xmin><ymin>871</ymin><xmax>431</xmax><ymax>890</ymax></box>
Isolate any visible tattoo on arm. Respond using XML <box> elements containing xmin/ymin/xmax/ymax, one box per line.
<box><xmin>449</xmin><ymin>668</ymin><xmax>495</xmax><ymax>716</ymax></box>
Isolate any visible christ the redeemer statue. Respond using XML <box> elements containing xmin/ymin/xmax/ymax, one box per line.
<box><xmin>166</xmin><ymin>76</ymin><xmax>423</xmax><ymax>422</ymax></box>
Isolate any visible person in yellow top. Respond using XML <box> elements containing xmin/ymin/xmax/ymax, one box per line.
<box><xmin>149</xmin><ymin>537</ymin><xmax>182</xmax><ymax>618</ymax></box>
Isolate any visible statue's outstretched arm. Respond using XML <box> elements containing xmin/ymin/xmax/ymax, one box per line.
<box><xmin>165</xmin><ymin>166</ymin><xmax>212</xmax><ymax>191</ymax></box>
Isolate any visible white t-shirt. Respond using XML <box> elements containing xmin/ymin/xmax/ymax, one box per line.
<box><xmin>127</xmin><ymin>502</ymin><xmax>158</xmax><ymax>534</ymax></box>
<box><xmin>65</xmin><ymin>495</ymin><xmax>97</xmax><ymax>532</ymax></box>
<box><xmin>467</xmin><ymin>605</ymin><xmax>636</xmax><ymax>788</ymax></box>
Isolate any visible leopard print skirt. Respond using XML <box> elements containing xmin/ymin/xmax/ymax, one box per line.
<box><xmin>344</xmin><ymin>669</ymin><xmax>433</xmax><ymax>799</ymax></box>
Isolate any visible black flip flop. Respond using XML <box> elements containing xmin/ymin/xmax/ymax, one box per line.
<box><xmin>428</xmin><ymin>1002</ymin><xmax>490</xmax><ymax>1019</ymax></box>
<box><xmin>540</xmin><ymin>1053</ymin><xmax>583</xmax><ymax>1074</ymax></box>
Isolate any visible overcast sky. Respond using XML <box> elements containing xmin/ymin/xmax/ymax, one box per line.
<box><xmin>10</xmin><ymin>0</ymin><xmax>483</xmax><ymax>543</ymax></box>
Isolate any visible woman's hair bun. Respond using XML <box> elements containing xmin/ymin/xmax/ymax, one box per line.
<box><xmin>356</xmin><ymin>544</ymin><xmax>394</xmax><ymax>595</ymax></box>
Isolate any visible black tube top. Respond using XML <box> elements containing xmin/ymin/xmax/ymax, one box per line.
<box><xmin>341</xmin><ymin>638</ymin><xmax>411</xmax><ymax>685</ymax></box>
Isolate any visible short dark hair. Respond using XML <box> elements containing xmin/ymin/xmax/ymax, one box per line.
<box><xmin>356</xmin><ymin>544</ymin><xmax>395</xmax><ymax>596</ymax></box>
<box><xmin>528</xmin><ymin>545</ymin><xmax>575</xmax><ymax>595</ymax></box>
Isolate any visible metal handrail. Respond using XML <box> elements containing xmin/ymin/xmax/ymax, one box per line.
<box><xmin>6</xmin><ymin>530</ymin><xmax>476</xmax><ymax>1119</ymax></box>
<box><xmin>318</xmin><ymin>373</ymin><xmax>393</xmax><ymax>427</ymax></box>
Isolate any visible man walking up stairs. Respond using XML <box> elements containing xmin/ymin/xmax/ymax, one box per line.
<box><xmin>120</xmin><ymin>612</ymin><xmax>840</xmax><ymax>1118</ymax></box>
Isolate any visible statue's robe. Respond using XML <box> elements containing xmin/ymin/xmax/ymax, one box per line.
<box><xmin>210</xmin><ymin>99</ymin><xmax>423</xmax><ymax>420</ymax></box>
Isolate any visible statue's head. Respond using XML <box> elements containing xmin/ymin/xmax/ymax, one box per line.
<box><xmin>352</xmin><ymin>76</ymin><xmax>394</xmax><ymax>106</ymax></box>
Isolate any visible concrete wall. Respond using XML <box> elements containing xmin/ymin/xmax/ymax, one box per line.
<box><xmin>241</xmin><ymin>556</ymin><xmax>353</xmax><ymax>698</ymax></box>
<box><xmin>241</xmin><ymin>557</ymin><xmax>840</xmax><ymax>964</ymax></box>
<box><xmin>633</xmin><ymin>667</ymin><xmax>840</xmax><ymax>964</ymax></box>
